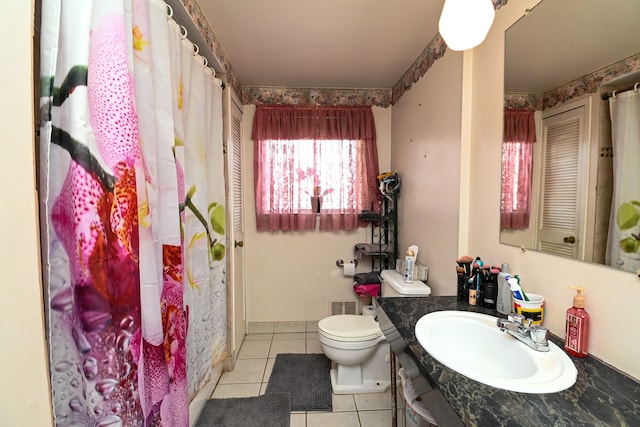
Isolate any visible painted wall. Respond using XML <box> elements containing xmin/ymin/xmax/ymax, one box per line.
<box><xmin>242</xmin><ymin>105</ymin><xmax>392</xmax><ymax>322</ymax></box>
<box><xmin>1</xmin><ymin>1</ymin><xmax>54</xmax><ymax>426</ymax></box>
<box><xmin>241</xmin><ymin>1</ymin><xmax>640</xmax><ymax>381</ymax></box>
<box><xmin>465</xmin><ymin>0</ymin><xmax>640</xmax><ymax>380</ymax></box>
<box><xmin>391</xmin><ymin>49</ymin><xmax>463</xmax><ymax>295</ymax></box>
<box><xmin>7</xmin><ymin>2</ymin><xmax>639</xmax><ymax>423</ymax></box>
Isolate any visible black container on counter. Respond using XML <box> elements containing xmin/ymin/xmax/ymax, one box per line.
<box><xmin>457</xmin><ymin>272</ymin><xmax>468</xmax><ymax>301</ymax></box>
<box><xmin>482</xmin><ymin>280</ymin><xmax>497</xmax><ymax>309</ymax></box>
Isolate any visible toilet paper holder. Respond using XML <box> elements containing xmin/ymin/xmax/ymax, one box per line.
<box><xmin>336</xmin><ymin>259</ymin><xmax>358</xmax><ymax>268</ymax></box>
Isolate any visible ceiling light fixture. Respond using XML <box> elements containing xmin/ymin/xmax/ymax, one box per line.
<box><xmin>439</xmin><ymin>0</ymin><xmax>496</xmax><ymax>51</ymax></box>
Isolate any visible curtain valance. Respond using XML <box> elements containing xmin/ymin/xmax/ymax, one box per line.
<box><xmin>504</xmin><ymin>109</ymin><xmax>536</xmax><ymax>143</ymax></box>
<box><xmin>252</xmin><ymin>105</ymin><xmax>377</xmax><ymax>141</ymax></box>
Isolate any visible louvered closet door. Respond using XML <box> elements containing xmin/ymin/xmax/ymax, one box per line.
<box><xmin>225</xmin><ymin>88</ymin><xmax>245</xmax><ymax>363</ymax></box>
<box><xmin>537</xmin><ymin>105</ymin><xmax>587</xmax><ymax>258</ymax></box>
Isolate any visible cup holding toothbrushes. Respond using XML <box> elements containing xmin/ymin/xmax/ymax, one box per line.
<box><xmin>506</xmin><ymin>276</ymin><xmax>544</xmax><ymax>324</ymax></box>
<box><xmin>513</xmin><ymin>293</ymin><xmax>544</xmax><ymax>325</ymax></box>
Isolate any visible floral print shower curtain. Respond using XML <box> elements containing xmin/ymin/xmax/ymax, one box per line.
<box><xmin>39</xmin><ymin>0</ymin><xmax>226</xmax><ymax>425</ymax></box>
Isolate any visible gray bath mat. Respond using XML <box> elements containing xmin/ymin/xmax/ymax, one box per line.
<box><xmin>265</xmin><ymin>353</ymin><xmax>332</xmax><ymax>412</ymax></box>
<box><xmin>194</xmin><ymin>392</ymin><xmax>290</xmax><ymax>427</ymax></box>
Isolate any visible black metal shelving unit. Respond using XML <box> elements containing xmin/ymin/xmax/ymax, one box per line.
<box><xmin>356</xmin><ymin>177</ymin><xmax>399</xmax><ymax>272</ymax></box>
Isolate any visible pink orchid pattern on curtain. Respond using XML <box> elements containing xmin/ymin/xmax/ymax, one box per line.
<box><xmin>39</xmin><ymin>1</ymin><xmax>226</xmax><ymax>425</ymax></box>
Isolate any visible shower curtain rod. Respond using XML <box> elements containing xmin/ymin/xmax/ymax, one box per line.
<box><xmin>601</xmin><ymin>82</ymin><xmax>639</xmax><ymax>100</ymax></box>
<box><xmin>165</xmin><ymin>1</ymin><xmax>226</xmax><ymax>90</ymax></box>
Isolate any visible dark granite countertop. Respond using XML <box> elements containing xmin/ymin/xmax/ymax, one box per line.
<box><xmin>377</xmin><ymin>296</ymin><xmax>640</xmax><ymax>427</ymax></box>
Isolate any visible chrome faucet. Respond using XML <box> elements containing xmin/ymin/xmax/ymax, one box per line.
<box><xmin>497</xmin><ymin>313</ymin><xmax>549</xmax><ymax>352</ymax></box>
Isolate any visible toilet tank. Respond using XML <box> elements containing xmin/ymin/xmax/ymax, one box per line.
<box><xmin>380</xmin><ymin>270</ymin><xmax>431</xmax><ymax>297</ymax></box>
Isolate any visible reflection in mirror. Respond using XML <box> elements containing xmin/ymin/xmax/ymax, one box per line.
<box><xmin>501</xmin><ymin>0</ymin><xmax>640</xmax><ymax>273</ymax></box>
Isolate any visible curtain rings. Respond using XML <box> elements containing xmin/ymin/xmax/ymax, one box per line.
<box><xmin>634</xmin><ymin>82</ymin><xmax>640</xmax><ymax>92</ymax></box>
<box><xmin>166</xmin><ymin>4</ymin><xmax>173</xmax><ymax>19</ymax></box>
<box><xmin>193</xmin><ymin>44</ymin><xmax>200</xmax><ymax>56</ymax></box>
<box><xmin>612</xmin><ymin>90</ymin><xmax>618</xmax><ymax>99</ymax></box>
<box><xmin>202</xmin><ymin>57</ymin><xmax>208</xmax><ymax>67</ymax></box>
<box><xmin>180</xmin><ymin>26</ymin><xmax>188</xmax><ymax>39</ymax></box>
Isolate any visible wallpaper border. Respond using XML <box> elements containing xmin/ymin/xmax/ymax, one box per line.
<box><xmin>182</xmin><ymin>0</ymin><xmax>510</xmax><ymax>107</ymax></box>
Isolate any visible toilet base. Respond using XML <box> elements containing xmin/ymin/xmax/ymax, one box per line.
<box><xmin>330</xmin><ymin>368</ymin><xmax>391</xmax><ymax>394</ymax></box>
<box><xmin>328</xmin><ymin>342</ymin><xmax>391</xmax><ymax>394</ymax></box>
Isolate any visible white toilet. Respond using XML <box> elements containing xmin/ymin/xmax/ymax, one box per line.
<box><xmin>318</xmin><ymin>312</ymin><xmax>391</xmax><ymax>394</ymax></box>
<box><xmin>318</xmin><ymin>269</ymin><xmax>431</xmax><ymax>394</ymax></box>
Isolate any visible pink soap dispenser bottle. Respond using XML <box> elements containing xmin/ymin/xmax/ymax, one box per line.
<box><xmin>565</xmin><ymin>286</ymin><xmax>590</xmax><ymax>358</ymax></box>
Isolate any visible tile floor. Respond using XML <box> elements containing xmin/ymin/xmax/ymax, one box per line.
<box><xmin>211</xmin><ymin>328</ymin><xmax>393</xmax><ymax>427</ymax></box>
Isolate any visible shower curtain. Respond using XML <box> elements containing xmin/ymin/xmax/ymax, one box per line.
<box><xmin>39</xmin><ymin>0</ymin><xmax>226</xmax><ymax>425</ymax></box>
<box><xmin>606</xmin><ymin>88</ymin><xmax>640</xmax><ymax>272</ymax></box>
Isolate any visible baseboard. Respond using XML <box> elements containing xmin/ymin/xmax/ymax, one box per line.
<box><xmin>188</xmin><ymin>364</ymin><xmax>223</xmax><ymax>427</ymax></box>
<box><xmin>247</xmin><ymin>320</ymin><xmax>319</xmax><ymax>334</ymax></box>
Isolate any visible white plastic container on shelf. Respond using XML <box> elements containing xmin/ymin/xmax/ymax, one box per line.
<box><xmin>397</xmin><ymin>367</ymin><xmax>437</xmax><ymax>426</ymax></box>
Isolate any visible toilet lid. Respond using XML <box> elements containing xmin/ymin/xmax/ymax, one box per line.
<box><xmin>318</xmin><ymin>315</ymin><xmax>383</xmax><ymax>341</ymax></box>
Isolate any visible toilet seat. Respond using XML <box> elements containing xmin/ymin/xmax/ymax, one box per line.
<box><xmin>318</xmin><ymin>314</ymin><xmax>383</xmax><ymax>342</ymax></box>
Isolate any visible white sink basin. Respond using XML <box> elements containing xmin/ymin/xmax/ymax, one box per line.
<box><xmin>415</xmin><ymin>311</ymin><xmax>577</xmax><ymax>393</ymax></box>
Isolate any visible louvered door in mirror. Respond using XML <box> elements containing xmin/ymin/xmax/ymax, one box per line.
<box><xmin>537</xmin><ymin>103</ymin><xmax>588</xmax><ymax>258</ymax></box>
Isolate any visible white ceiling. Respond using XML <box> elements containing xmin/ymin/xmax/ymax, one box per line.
<box><xmin>194</xmin><ymin>0</ymin><xmax>640</xmax><ymax>93</ymax></box>
<box><xmin>505</xmin><ymin>0</ymin><xmax>640</xmax><ymax>94</ymax></box>
<box><xmin>197</xmin><ymin>0</ymin><xmax>445</xmax><ymax>89</ymax></box>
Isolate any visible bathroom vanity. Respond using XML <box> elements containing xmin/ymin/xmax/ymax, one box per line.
<box><xmin>376</xmin><ymin>296</ymin><xmax>640</xmax><ymax>426</ymax></box>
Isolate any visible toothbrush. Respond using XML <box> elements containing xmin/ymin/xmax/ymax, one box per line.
<box><xmin>507</xmin><ymin>277</ymin><xmax>526</xmax><ymax>300</ymax></box>
<box><xmin>514</xmin><ymin>274</ymin><xmax>529</xmax><ymax>301</ymax></box>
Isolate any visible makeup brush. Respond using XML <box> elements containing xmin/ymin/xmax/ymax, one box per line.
<box><xmin>481</xmin><ymin>265</ymin><xmax>491</xmax><ymax>282</ymax></box>
<box><xmin>456</xmin><ymin>255</ymin><xmax>474</xmax><ymax>275</ymax></box>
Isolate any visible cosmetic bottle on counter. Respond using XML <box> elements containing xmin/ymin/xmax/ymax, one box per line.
<box><xmin>565</xmin><ymin>286</ymin><xmax>590</xmax><ymax>358</ymax></box>
<box><xmin>468</xmin><ymin>284</ymin><xmax>477</xmax><ymax>305</ymax></box>
<box><xmin>481</xmin><ymin>268</ymin><xmax>498</xmax><ymax>309</ymax></box>
<box><xmin>404</xmin><ymin>249</ymin><xmax>415</xmax><ymax>283</ymax></box>
<box><xmin>496</xmin><ymin>264</ymin><xmax>512</xmax><ymax>314</ymax></box>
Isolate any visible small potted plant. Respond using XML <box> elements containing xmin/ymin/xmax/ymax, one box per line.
<box><xmin>296</xmin><ymin>167</ymin><xmax>334</xmax><ymax>213</ymax></box>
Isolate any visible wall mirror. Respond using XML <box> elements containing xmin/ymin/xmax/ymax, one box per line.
<box><xmin>501</xmin><ymin>0</ymin><xmax>640</xmax><ymax>273</ymax></box>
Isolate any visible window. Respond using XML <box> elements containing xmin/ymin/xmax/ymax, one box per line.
<box><xmin>501</xmin><ymin>110</ymin><xmax>537</xmax><ymax>230</ymax></box>
<box><xmin>252</xmin><ymin>106</ymin><xmax>380</xmax><ymax>231</ymax></box>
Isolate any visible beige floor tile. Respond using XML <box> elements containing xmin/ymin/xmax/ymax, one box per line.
<box><xmin>237</xmin><ymin>340</ymin><xmax>271</xmax><ymax>359</ymax></box>
<box><xmin>273</xmin><ymin>332</ymin><xmax>306</xmax><ymax>340</ymax></box>
<box><xmin>210</xmin><ymin>334</ymin><xmax>397</xmax><ymax>427</ymax></box>
<box><xmin>332</xmin><ymin>394</ymin><xmax>357</xmax><ymax>412</ymax></box>
<box><xmin>248</xmin><ymin>322</ymin><xmax>274</xmax><ymax>334</ymax></box>
<box><xmin>357</xmin><ymin>409</ymin><xmax>392</xmax><ymax>427</ymax></box>
<box><xmin>274</xmin><ymin>321</ymin><xmax>306</xmax><ymax>333</ymax></box>
<box><xmin>259</xmin><ymin>382</ymin><xmax>268</xmax><ymax>395</ymax></box>
<box><xmin>306</xmin><ymin>411</ymin><xmax>360</xmax><ymax>427</ymax></box>
<box><xmin>263</xmin><ymin>357</ymin><xmax>276</xmax><ymax>382</ymax></box>
<box><xmin>354</xmin><ymin>391</ymin><xmax>392</xmax><ymax>411</ymax></box>
<box><xmin>243</xmin><ymin>333</ymin><xmax>274</xmax><ymax>341</ymax></box>
<box><xmin>211</xmin><ymin>382</ymin><xmax>261</xmax><ymax>398</ymax></box>
<box><xmin>269</xmin><ymin>338</ymin><xmax>306</xmax><ymax>357</ymax></box>
<box><xmin>290</xmin><ymin>412</ymin><xmax>306</xmax><ymax>427</ymax></box>
<box><xmin>306</xmin><ymin>338</ymin><xmax>323</xmax><ymax>354</ymax></box>
<box><xmin>218</xmin><ymin>358</ymin><xmax>267</xmax><ymax>384</ymax></box>
<box><xmin>210</xmin><ymin>333</ymin><xmax>393</xmax><ymax>427</ymax></box>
